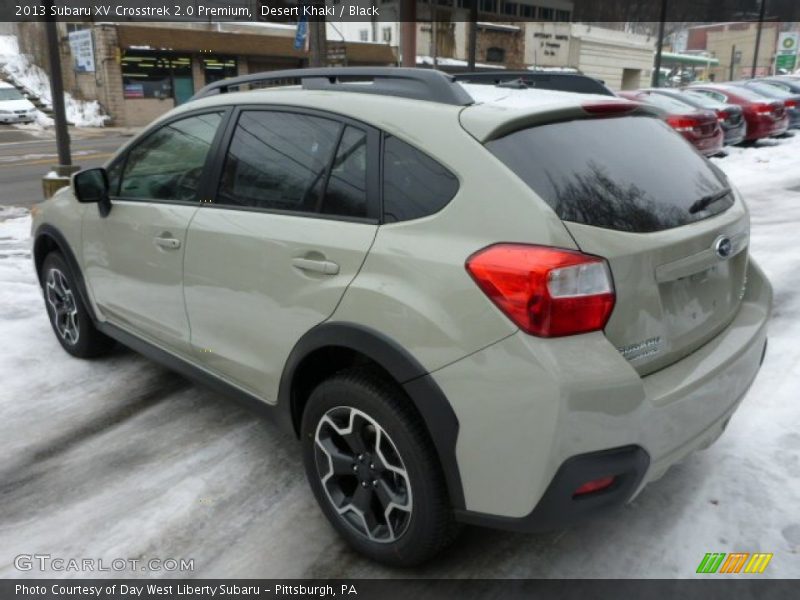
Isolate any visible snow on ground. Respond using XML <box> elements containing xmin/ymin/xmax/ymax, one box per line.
<box><xmin>1</xmin><ymin>137</ymin><xmax>800</xmax><ymax>579</ymax></box>
<box><xmin>0</xmin><ymin>35</ymin><xmax>108</xmax><ymax>127</ymax></box>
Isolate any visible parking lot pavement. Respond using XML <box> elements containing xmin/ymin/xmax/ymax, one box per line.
<box><xmin>1</xmin><ymin>136</ymin><xmax>799</xmax><ymax>579</ymax></box>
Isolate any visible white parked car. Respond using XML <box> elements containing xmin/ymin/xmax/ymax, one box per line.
<box><xmin>0</xmin><ymin>81</ymin><xmax>37</xmax><ymax>123</ymax></box>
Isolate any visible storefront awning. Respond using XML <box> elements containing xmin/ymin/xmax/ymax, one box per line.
<box><xmin>660</xmin><ymin>52</ymin><xmax>720</xmax><ymax>67</ymax></box>
<box><xmin>115</xmin><ymin>24</ymin><xmax>396</xmax><ymax>64</ymax></box>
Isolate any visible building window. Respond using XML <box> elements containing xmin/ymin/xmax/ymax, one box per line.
<box><xmin>121</xmin><ymin>50</ymin><xmax>192</xmax><ymax>100</ymax></box>
<box><xmin>486</xmin><ymin>46</ymin><xmax>505</xmax><ymax>62</ymax></box>
<box><xmin>359</xmin><ymin>29</ymin><xmax>369</xmax><ymax>42</ymax></box>
<box><xmin>538</xmin><ymin>7</ymin><xmax>554</xmax><ymax>19</ymax></box>
<box><xmin>520</xmin><ymin>5</ymin><xmax>534</xmax><ymax>17</ymax></box>
<box><xmin>555</xmin><ymin>9</ymin><xmax>571</xmax><ymax>21</ymax></box>
<box><xmin>382</xmin><ymin>27</ymin><xmax>392</xmax><ymax>43</ymax></box>
<box><xmin>203</xmin><ymin>56</ymin><xmax>237</xmax><ymax>85</ymax></box>
<box><xmin>480</xmin><ymin>0</ymin><xmax>497</xmax><ymax>13</ymax></box>
<box><xmin>502</xmin><ymin>1</ymin><xmax>518</xmax><ymax>16</ymax></box>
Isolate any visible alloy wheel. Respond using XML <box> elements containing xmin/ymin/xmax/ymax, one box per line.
<box><xmin>314</xmin><ymin>406</ymin><xmax>413</xmax><ymax>543</ymax></box>
<box><xmin>45</xmin><ymin>268</ymin><xmax>80</xmax><ymax>345</ymax></box>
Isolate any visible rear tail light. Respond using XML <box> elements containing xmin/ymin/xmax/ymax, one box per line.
<box><xmin>465</xmin><ymin>244</ymin><xmax>615</xmax><ymax>337</ymax></box>
<box><xmin>573</xmin><ymin>476</ymin><xmax>616</xmax><ymax>497</ymax></box>
<box><xmin>785</xmin><ymin>100</ymin><xmax>797</xmax><ymax>109</ymax></box>
<box><xmin>666</xmin><ymin>115</ymin><xmax>701</xmax><ymax>132</ymax></box>
<box><xmin>754</xmin><ymin>103</ymin><xmax>774</xmax><ymax>114</ymax></box>
<box><xmin>716</xmin><ymin>110</ymin><xmax>729</xmax><ymax>122</ymax></box>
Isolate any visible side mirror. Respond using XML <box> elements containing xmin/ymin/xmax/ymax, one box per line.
<box><xmin>72</xmin><ymin>168</ymin><xmax>111</xmax><ymax>217</ymax></box>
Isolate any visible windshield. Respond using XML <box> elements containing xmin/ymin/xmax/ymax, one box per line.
<box><xmin>487</xmin><ymin>115</ymin><xmax>733</xmax><ymax>233</ymax></box>
<box><xmin>0</xmin><ymin>88</ymin><xmax>24</xmax><ymax>101</ymax></box>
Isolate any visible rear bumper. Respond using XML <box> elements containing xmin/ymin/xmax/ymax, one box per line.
<box><xmin>746</xmin><ymin>116</ymin><xmax>788</xmax><ymax>140</ymax></box>
<box><xmin>435</xmin><ymin>260</ymin><xmax>771</xmax><ymax>529</ymax></box>
<box><xmin>723</xmin><ymin>122</ymin><xmax>746</xmax><ymax>145</ymax></box>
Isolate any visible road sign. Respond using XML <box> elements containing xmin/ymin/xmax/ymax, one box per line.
<box><xmin>776</xmin><ymin>32</ymin><xmax>798</xmax><ymax>72</ymax></box>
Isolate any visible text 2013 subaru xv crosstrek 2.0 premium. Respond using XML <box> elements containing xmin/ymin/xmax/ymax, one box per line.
<box><xmin>32</xmin><ymin>69</ymin><xmax>771</xmax><ymax>566</ymax></box>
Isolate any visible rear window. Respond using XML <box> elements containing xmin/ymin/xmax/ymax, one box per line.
<box><xmin>488</xmin><ymin>116</ymin><xmax>733</xmax><ymax>233</ymax></box>
<box><xmin>745</xmin><ymin>83</ymin><xmax>790</xmax><ymax>98</ymax></box>
<box><xmin>723</xmin><ymin>86</ymin><xmax>773</xmax><ymax>102</ymax></box>
<box><xmin>681</xmin><ymin>91</ymin><xmax>726</xmax><ymax>109</ymax></box>
<box><xmin>638</xmin><ymin>92</ymin><xmax>697</xmax><ymax>114</ymax></box>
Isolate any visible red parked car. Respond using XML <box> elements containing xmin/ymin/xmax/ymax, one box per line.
<box><xmin>687</xmin><ymin>84</ymin><xmax>789</xmax><ymax>142</ymax></box>
<box><xmin>617</xmin><ymin>90</ymin><xmax>723</xmax><ymax>156</ymax></box>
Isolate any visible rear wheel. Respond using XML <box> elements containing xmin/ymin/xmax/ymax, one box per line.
<box><xmin>301</xmin><ymin>368</ymin><xmax>458</xmax><ymax>566</ymax></box>
<box><xmin>41</xmin><ymin>252</ymin><xmax>115</xmax><ymax>358</ymax></box>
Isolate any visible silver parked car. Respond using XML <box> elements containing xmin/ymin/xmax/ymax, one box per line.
<box><xmin>31</xmin><ymin>68</ymin><xmax>771</xmax><ymax>565</ymax></box>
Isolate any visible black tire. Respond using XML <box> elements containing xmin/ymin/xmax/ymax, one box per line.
<box><xmin>301</xmin><ymin>368</ymin><xmax>459</xmax><ymax>566</ymax></box>
<box><xmin>41</xmin><ymin>252</ymin><xmax>115</xmax><ymax>358</ymax></box>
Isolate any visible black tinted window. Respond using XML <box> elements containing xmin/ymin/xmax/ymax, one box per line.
<box><xmin>218</xmin><ymin>111</ymin><xmax>340</xmax><ymax>212</ymax></box>
<box><xmin>488</xmin><ymin>116</ymin><xmax>732</xmax><ymax>233</ymax></box>
<box><xmin>383</xmin><ymin>136</ymin><xmax>458</xmax><ymax>223</ymax></box>
<box><xmin>531</xmin><ymin>76</ymin><xmax>613</xmax><ymax>96</ymax></box>
<box><xmin>120</xmin><ymin>112</ymin><xmax>222</xmax><ymax>202</ymax></box>
<box><xmin>322</xmin><ymin>126</ymin><xmax>368</xmax><ymax>218</ymax></box>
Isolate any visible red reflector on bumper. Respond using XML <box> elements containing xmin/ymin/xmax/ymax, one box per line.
<box><xmin>573</xmin><ymin>476</ymin><xmax>616</xmax><ymax>497</ymax></box>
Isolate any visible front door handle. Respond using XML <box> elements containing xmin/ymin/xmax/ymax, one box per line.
<box><xmin>154</xmin><ymin>236</ymin><xmax>181</xmax><ymax>250</ymax></box>
<box><xmin>291</xmin><ymin>257</ymin><xmax>340</xmax><ymax>275</ymax></box>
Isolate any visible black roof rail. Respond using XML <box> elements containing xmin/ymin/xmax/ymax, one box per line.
<box><xmin>191</xmin><ymin>67</ymin><xmax>474</xmax><ymax>106</ymax></box>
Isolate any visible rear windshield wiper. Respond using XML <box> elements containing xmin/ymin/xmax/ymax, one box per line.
<box><xmin>689</xmin><ymin>188</ymin><xmax>732</xmax><ymax>214</ymax></box>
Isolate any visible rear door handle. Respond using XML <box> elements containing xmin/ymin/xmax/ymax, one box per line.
<box><xmin>291</xmin><ymin>257</ymin><xmax>340</xmax><ymax>275</ymax></box>
<box><xmin>154</xmin><ymin>236</ymin><xmax>181</xmax><ymax>250</ymax></box>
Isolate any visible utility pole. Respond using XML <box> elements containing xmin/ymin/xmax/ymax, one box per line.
<box><xmin>308</xmin><ymin>18</ymin><xmax>327</xmax><ymax>68</ymax></box>
<box><xmin>400</xmin><ymin>0</ymin><xmax>417</xmax><ymax>67</ymax></box>
<box><xmin>467</xmin><ymin>0</ymin><xmax>477</xmax><ymax>70</ymax></box>
<box><xmin>730</xmin><ymin>44</ymin><xmax>737</xmax><ymax>81</ymax></box>
<box><xmin>651</xmin><ymin>0</ymin><xmax>668</xmax><ymax>87</ymax></box>
<box><xmin>44</xmin><ymin>3</ymin><xmax>73</xmax><ymax>176</ymax></box>
<box><xmin>752</xmin><ymin>0</ymin><xmax>767</xmax><ymax>78</ymax></box>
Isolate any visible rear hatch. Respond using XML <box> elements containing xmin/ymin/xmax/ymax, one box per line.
<box><xmin>486</xmin><ymin>114</ymin><xmax>749</xmax><ymax>375</ymax></box>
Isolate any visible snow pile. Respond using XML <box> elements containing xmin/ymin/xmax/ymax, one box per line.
<box><xmin>0</xmin><ymin>34</ymin><xmax>108</xmax><ymax>127</ymax></box>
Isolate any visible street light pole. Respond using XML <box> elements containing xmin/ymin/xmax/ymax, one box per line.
<box><xmin>752</xmin><ymin>0</ymin><xmax>767</xmax><ymax>78</ymax></box>
<box><xmin>467</xmin><ymin>0</ymin><xmax>477</xmax><ymax>70</ymax></box>
<box><xmin>651</xmin><ymin>0</ymin><xmax>668</xmax><ymax>87</ymax></box>
<box><xmin>44</xmin><ymin>4</ymin><xmax>73</xmax><ymax>176</ymax></box>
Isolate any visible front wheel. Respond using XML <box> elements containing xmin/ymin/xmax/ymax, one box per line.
<box><xmin>41</xmin><ymin>252</ymin><xmax>115</xmax><ymax>358</ymax></box>
<box><xmin>301</xmin><ymin>369</ymin><xmax>459</xmax><ymax>566</ymax></box>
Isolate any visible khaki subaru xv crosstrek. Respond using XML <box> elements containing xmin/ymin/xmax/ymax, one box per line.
<box><xmin>31</xmin><ymin>68</ymin><xmax>771</xmax><ymax>566</ymax></box>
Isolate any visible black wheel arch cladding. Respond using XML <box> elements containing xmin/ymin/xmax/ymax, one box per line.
<box><xmin>279</xmin><ymin>322</ymin><xmax>466</xmax><ymax>510</ymax></box>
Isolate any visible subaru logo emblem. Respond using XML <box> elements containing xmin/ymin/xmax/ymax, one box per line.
<box><xmin>714</xmin><ymin>236</ymin><xmax>733</xmax><ymax>259</ymax></box>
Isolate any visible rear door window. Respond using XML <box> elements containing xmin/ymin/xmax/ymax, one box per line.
<box><xmin>321</xmin><ymin>126</ymin><xmax>368</xmax><ymax>218</ymax></box>
<box><xmin>487</xmin><ymin>115</ymin><xmax>733</xmax><ymax>233</ymax></box>
<box><xmin>217</xmin><ymin>111</ymin><xmax>341</xmax><ymax>213</ymax></box>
